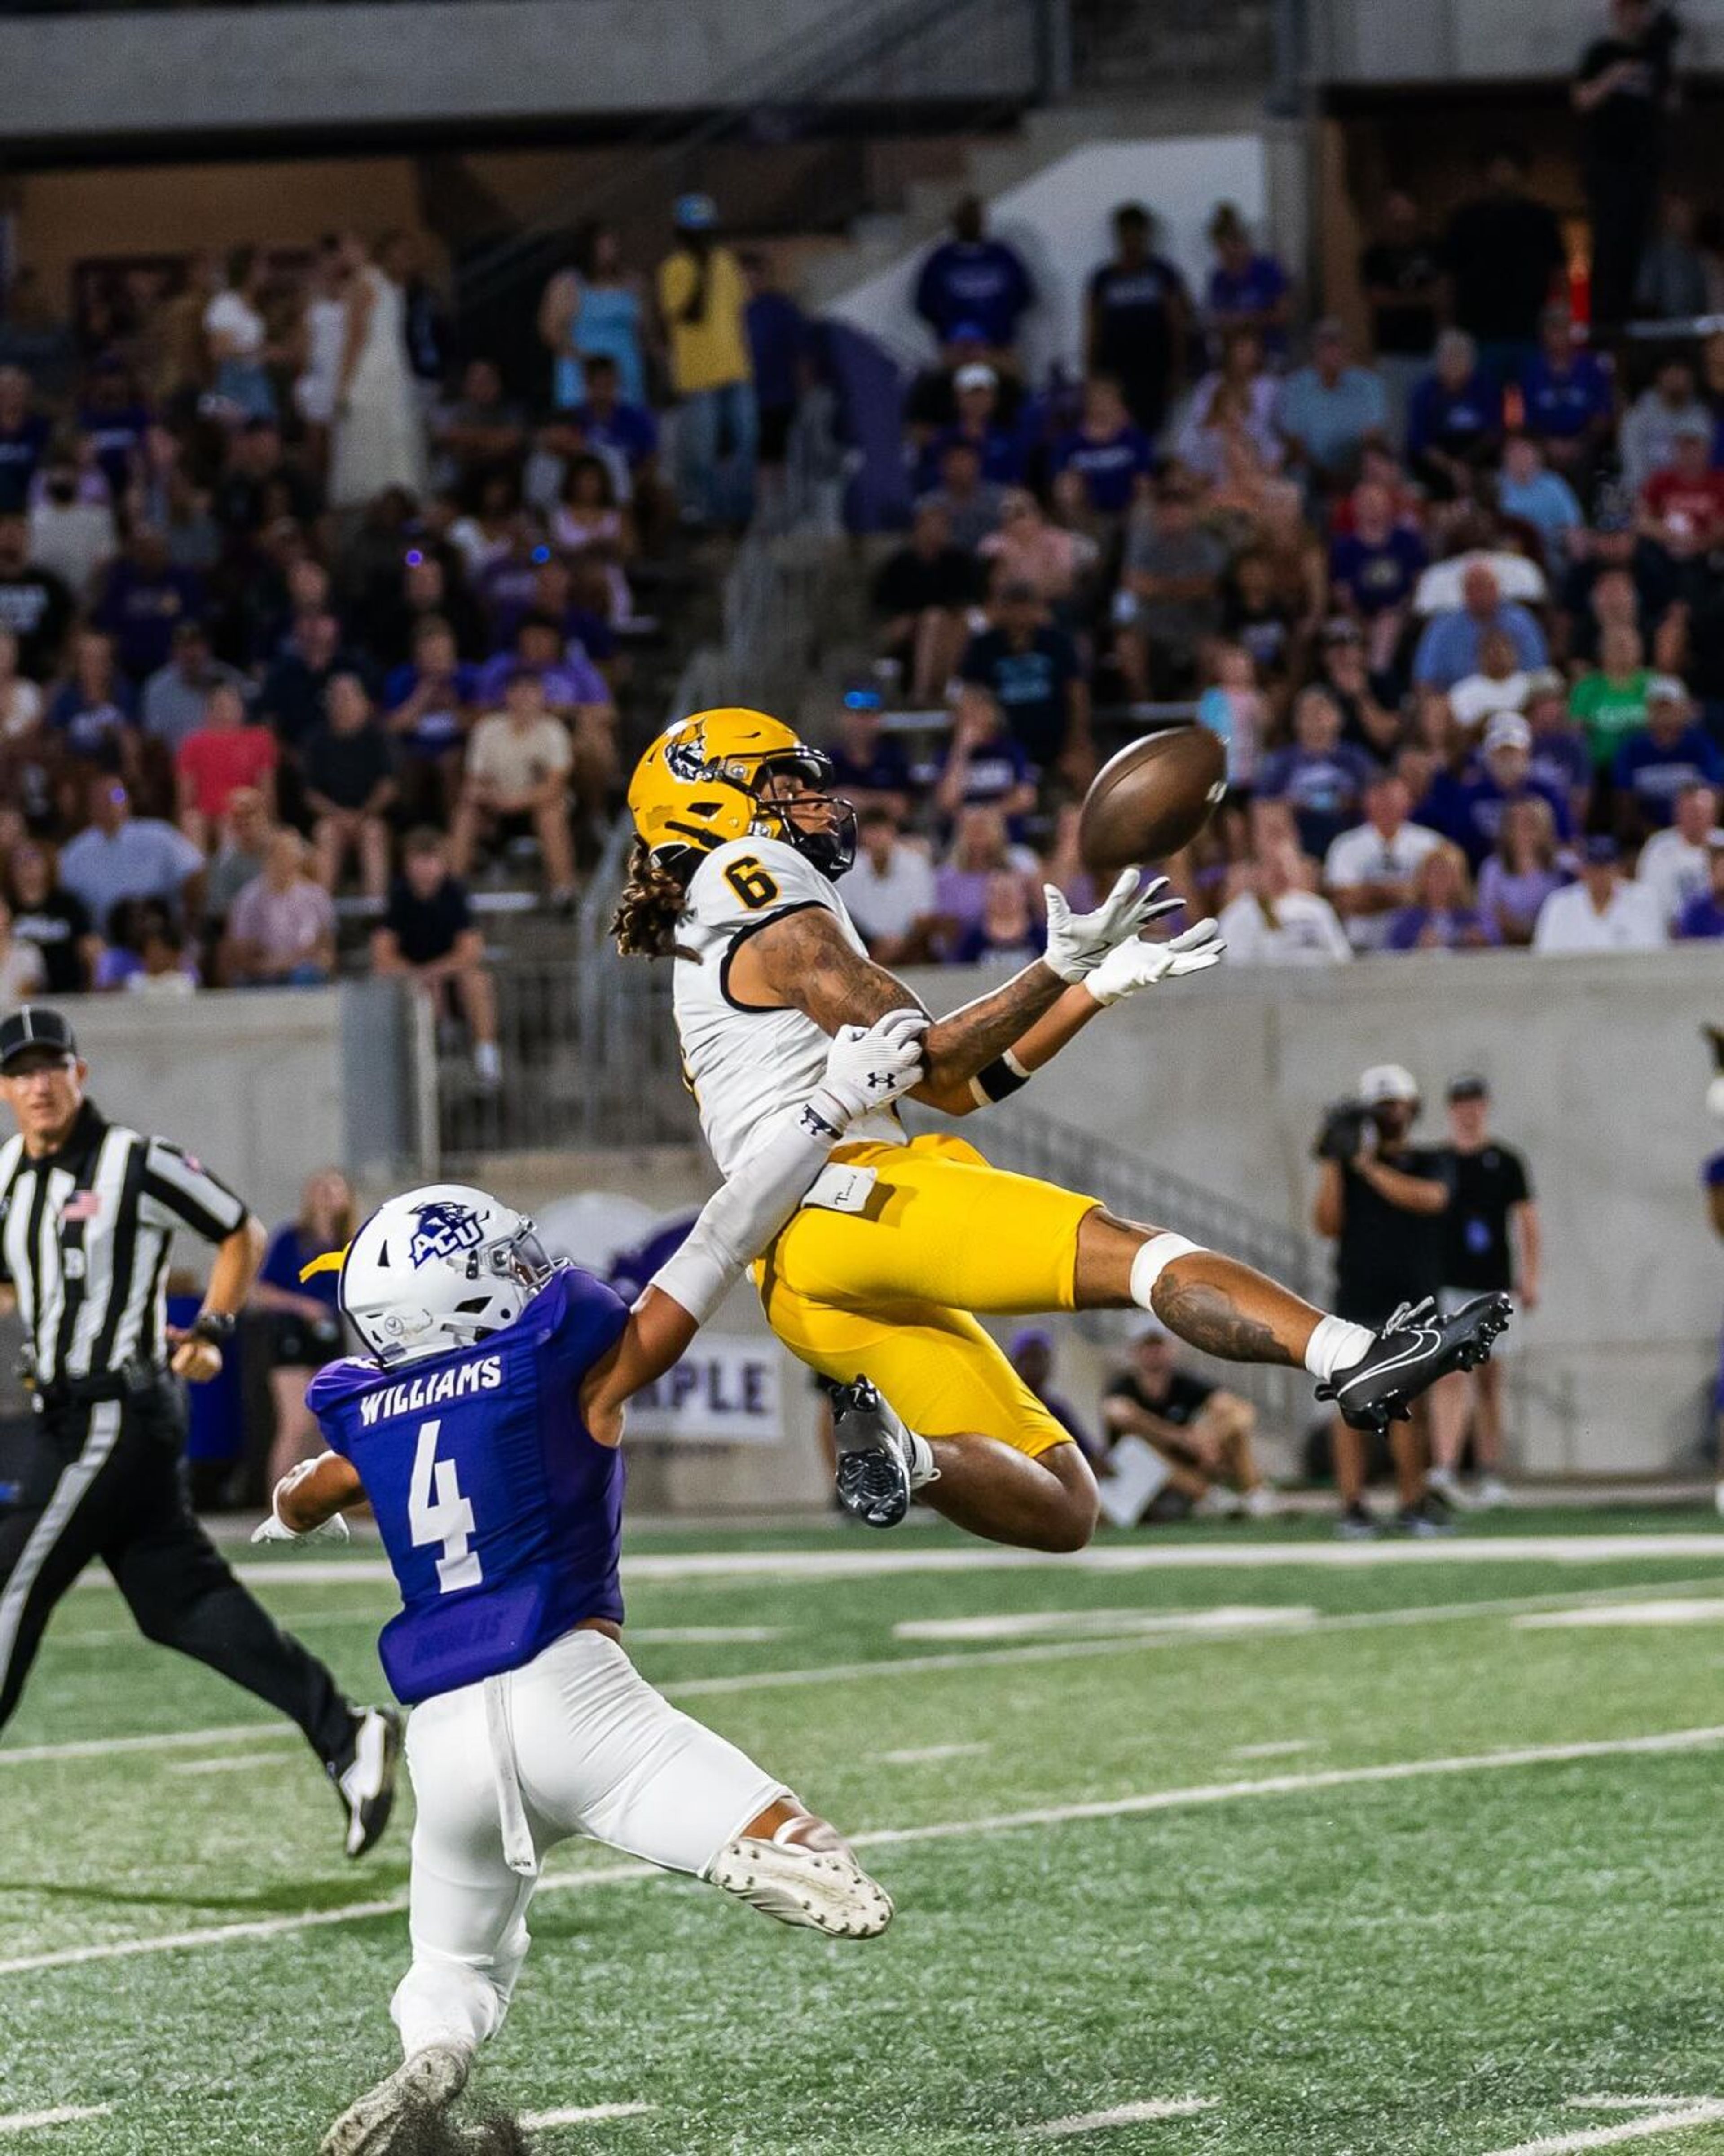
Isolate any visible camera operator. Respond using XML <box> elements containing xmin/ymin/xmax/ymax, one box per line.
<box><xmin>1312</xmin><ymin>1064</ymin><xmax>1453</xmax><ymax>1537</ymax></box>
<box><xmin>1573</xmin><ymin>1</ymin><xmax>1683</xmax><ymax>330</ymax></box>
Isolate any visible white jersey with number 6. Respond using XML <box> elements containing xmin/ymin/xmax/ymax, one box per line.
<box><xmin>673</xmin><ymin>836</ymin><xmax>912</xmax><ymax>1177</ymax></box>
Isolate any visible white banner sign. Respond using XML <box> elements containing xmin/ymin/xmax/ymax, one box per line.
<box><xmin>625</xmin><ymin>1336</ymin><xmax>783</xmax><ymax>1446</ymax></box>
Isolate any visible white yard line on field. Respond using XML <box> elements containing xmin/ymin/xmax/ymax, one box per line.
<box><xmin>166</xmin><ymin>1757</ymin><xmax>290</xmax><ymax>1776</ymax></box>
<box><xmin>1025</xmin><ymin>2097</ymin><xmax>1217</xmax><ymax>2136</ymax></box>
<box><xmin>7</xmin><ymin>1578</ymin><xmax>1721</xmax><ymax>1770</ymax></box>
<box><xmin>519</xmin><ymin>2104</ymin><xmax>657</xmax><ymax>2129</ymax></box>
<box><xmin>879</xmin><ymin>1742</ymin><xmax>993</xmax><ymax>1764</ymax></box>
<box><xmin>7</xmin><ymin>1724</ymin><xmax>1724</xmax><ymax>1979</ymax></box>
<box><xmin>1515</xmin><ymin>1601</ymin><xmax>1724</xmax><ymax>1631</ymax></box>
<box><xmin>0</xmin><ymin>2109</ymin><xmax>112</xmax><ymax>2134</ymax></box>
<box><xmin>1230</xmin><ymin>1740</ymin><xmax>1315</xmax><ymax>1760</ymax></box>
<box><xmin>893</xmin><ymin>1606</ymin><xmax>1315</xmax><ymax>1642</ymax></box>
<box><xmin>67</xmin><ymin>1534</ymin><xmax>1724</xmax><ymax>1593</ymax></box>
<box><xmin>1480</xmin><ymin>2100</ymin><xmax>1724</xmax><ymax>2152</ymax></box>
<box><xmin>1565</xmin><ymin>2100</ymin><xmax>1722</xmax><ymax>2112</ymax></box>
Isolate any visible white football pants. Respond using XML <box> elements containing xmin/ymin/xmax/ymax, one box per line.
<box><xmin>390</xmin><ymin>1625</ymin><xmax>786</xmax><ymax>2059</ymax></box>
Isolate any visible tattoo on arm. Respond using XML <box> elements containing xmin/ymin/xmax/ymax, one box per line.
<box><xmin>1152</xmin><ymin>1279</ymin><xmax>1293</xmax><ymax>1368</ymax></box>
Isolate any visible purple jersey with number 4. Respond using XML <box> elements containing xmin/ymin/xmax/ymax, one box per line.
<box><xmin>307</xmin><ymin>1267</ymin><xmax>629</xmax><ymax>1705</ymax></box>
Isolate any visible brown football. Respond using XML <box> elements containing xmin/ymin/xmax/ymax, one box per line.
<box><xmin>1077</xmin><ymin>726</ymin><xmax>1227</xmax><ymax>875</ymax></box>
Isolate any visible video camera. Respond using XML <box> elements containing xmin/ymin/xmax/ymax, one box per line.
<box><xmin>1314</xmin><ymin>1101</ymin><xmax>1374</xmax><ymax>1164</ymax></box>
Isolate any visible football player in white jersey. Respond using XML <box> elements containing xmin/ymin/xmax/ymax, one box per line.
<box><xmin>617</xmin><ymin>708</ymin><xmax>1510</xmax><ymax>1548</ymax></box>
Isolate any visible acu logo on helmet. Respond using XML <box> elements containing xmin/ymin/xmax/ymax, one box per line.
<box><xmin>409</xmin><ymin>1201</ymin><xmax>487</xmax><ymax>1269</ymax></box>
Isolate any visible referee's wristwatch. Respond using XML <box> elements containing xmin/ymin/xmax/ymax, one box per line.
<box><xmin>188</xmin><ymin>1311</ymin><xmax>238</xmax><ymax>1347</ymax></box>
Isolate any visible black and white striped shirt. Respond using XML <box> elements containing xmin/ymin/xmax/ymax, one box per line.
<box><xmin>0</xmin><ymin>1103</ymin><xmax>247</xmax><ymax>1386</ymax></box>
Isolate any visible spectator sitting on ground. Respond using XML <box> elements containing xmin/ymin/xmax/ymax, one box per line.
<box><xmin>1497</xmin><ymin>435</ymin><xmax>1585</xmax><ymax>575</ymax></box>
<box><xmin>175</xmin><ymin>680</ymin><xmax>277</xmax><ymax>854</ymax></box>
<box><xmin>913</xmin><ymin>194</ymin><xmax>1035</xmax><ymax>357</ymax></box>
<box><xmin>871</xmin><ymin>499</ymin><xmax>978</xmax><ymax>705</ymax></box>
<box><xmin>1676</xmin><ymin>830</ymin><xmax>1724</xmax><ymax>939</ymax></box>
<box><xmin>1637</xmin><ymin>780</ymin><xmax>1721</xmax><ymax>926</ymax></box>
<box><xmin>59</xmin><ymin>774</ymin><xmax>202</xmax><ymax>938</ymax></box>
<box><xmin>1116</xmin><ymin>479</ymin><xmax>1229</xmax><ymax>698</ymax></box>
<box><xmin>450</xmin><ymin>666</ymin><xmax>577</xmax><ymax>908</ymax></box>
<box><xmin>843</xmin><ymin>807</ymin><xmax>937</xmax><ymax>965</ymax></box>
<box><xmin>1570</xmin><ymin>620</ymin><xmax>1655</xmax><ymax>770</ymax></box>
<box><xmin>1618</xmin><ymin>357</ymin><xmax>1711</xmax><ymax>497</ymax></box>
<box><xmin>1196</xmin><ymin>642</ymin><xmax>1269</xmax><ymax>794</ymax></box>
<box><xmin>203</xmin><ymin>784</ymin><xmax>273</xmax><ymax>937</ymax></box>
<box><xmin>1612</xmin><ymin>676</ymin><xmax>1724</xmax><ymax>838</ymax></box>
<box><xmin>223</xmin><ymin>827</ymin><xmax>337</xmax><ymax>987</ymax></box>
<box><xmin>919</xmin><ymin>437</ymin><xmax>1007</xmax><ymax>556</ymax></box>
<box><xmin>1518</xmin><ymin>304</ymin><xmax>1614</xmax><ymax>484</ymax></box>
<box><xmin>302</xmin><ymin>671</ymin><xmax>397</xmax><ymax>902</ymax></box>
<box><xmin>1010</xmin><ymin>1328</ymin><xmax>1100</xmax><ymax>1462</ymax></box>
<box><xmin>978</xmin><ymin>492</ymin><xmax>1099</xmax><ymax>617</ymax></box>
<box><xmin>383</xmin><ymin>615</ymin><xmax>475</xmax><ymax>827</ymax></box>
<box><xmin>95</xmin><ymin>895</ymin><xmax>198</xmax><ymax>995</ymax></box>
<box><xmin>1219</xmin><ymin>835</ymin><xmax>1353</xmax><ymax>966</ymax></box>
<box><xmin>1533</xmin><ymin>832</ymin><xmax>1667</xmax><ymax>950</ymax></box>
<box><xmin>1407</xmin><ymin>330</ymin><xmax>1504</xmax><ymax>501</ymax></box>
<box><xmin>1258</xmin><ymin>685</ymin><xmax>1379</xmax><ymax>864</ymax></box>
<box><xmin>1412</xmin><ymin>561</ymin><xmax>1548</xmax><ymax>692</ymax></box>
<box><xmin>932</xmin><ymin>802</ymin><xmax>1038</xmax><ymax>954</ymax></box>
<box><xmin>949</xmin><ymin>867</ymin><xmax>1045</xmax><ymax>965</ymax></box>
<box><xmin>1050</xmin><ymin>375</ymin><xmax>1154</xmax><ymax>528</ymax></box>
<box><xmin>371</xmin><ymin>824</ymin><xmax>502</xmax><ymax>1090</ymax></box>
<box><xmin>933</xmin><ymin>686</ymin><xmax>1038</xmax><ymax>825</ymax></box>
<box><xmin>1321</xmin><ymin>768</ymin><xmax>1444</xmax><ymax>952</ymax></box>
<box><xmin>958</xmin><ymin>579</ymin><xmax>1092</xmax><ymax>781</ymax></box>
<box><xmin>1102</xmin><ymin>1316</ymin><xmax>1275</xmax><ymax>1519</ymax></box>
<box><xmin>1203</xmin><ymin>203</ymin><xmax>1291</xmax><ymax>356</ymax></box>
<box><xmin>4</xmin><ymin>838</ymin><xmax>99</xmax><ymax>994</ymax></box>
<box><xmin>1429</xmin><ymin>711</ymin><xmax>1575</xmax><ymax>869</ymax></box>
<box><xmin>1384</xmin><ymin>841</ymin><xmax>1501</xmax><ymax>952</ymax></box>
<box><xmin>0</xmin><ymin>891</ymin><xmax>46</xmax><ymax>1005</ymax></box>
<box><xmin>141</xmin><ymin>618</ymin><xmax>246</xmax><ymax>759</ymax></box>
<box><xmin>822</xmin><ymin>688</ymin><xmax>913</xmax><ymax>820</ymax></box>
<box><xmin>1276</xmin><ymin>318</ymin><xmax>1389</xmax><ymax>495</ymax></box>
<box><xmin>1478</xmin><ymin>794</ymin><xmax>1567</xmax><ymax>947</ymax></box>
<box><xmin>920</xmin><ymin>363</ymin><xmax>1025</xmax><ymax>491</ymax></box>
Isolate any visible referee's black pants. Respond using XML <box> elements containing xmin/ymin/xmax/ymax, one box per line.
<box><xmin>0</xmin><ymin>1384</ymin><xmax>355</xmax><ymax>1765</ymax></box>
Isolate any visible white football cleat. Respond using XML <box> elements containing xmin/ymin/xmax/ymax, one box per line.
<box><xmin>708</xmin><ymin>1833</ymin><xmax>894</xmax><ymax>1940</ymax></box>
<box><xmin>319</xmin><ymin>2041</ymin><xmax>471</xmax><ymax>2156</ymax></box>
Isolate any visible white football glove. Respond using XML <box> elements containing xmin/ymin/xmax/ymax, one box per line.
<box><xmin>807</xmin><ymin>1007</ymin><xmax>929</xmax><ymax>1128</ymax></box>
<box><xmin>250</xmin><ymin>1459</ymin><xmax>352</xmax><ymax>1547</ymax></box>
<box><xmin>1084</xmin><ymin>917</ymin><xmax>1227</xmax><ymax>1006</ymax></box>
<box><xmin>1043</xmin><ymin>872</ymin><xmax>1184</xmax><ymax>983</ymax></box>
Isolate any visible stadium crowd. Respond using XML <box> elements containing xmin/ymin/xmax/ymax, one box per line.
<box><xmin>840</xmin><ymin>154</ymin><xmax>1724</xmax><ymax>970</ymax></box>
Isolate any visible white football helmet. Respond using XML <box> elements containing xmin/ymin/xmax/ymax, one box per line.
<box><xmin>339</xmin><ymin>1183</ymin><xmax>560</xmax><ymax>1366</ymax></box>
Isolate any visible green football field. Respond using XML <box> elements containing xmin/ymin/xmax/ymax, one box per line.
<box><xmin>12</xmin><ymin>1511</ymin><xmax>1724</xmax><ymax>2155</ymax></box>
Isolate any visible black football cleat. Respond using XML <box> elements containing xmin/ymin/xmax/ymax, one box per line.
<box><xmin>1317</xmin><ymin>1293</ymin><xmax>1513</xmax><ymax>1435</ymax></box>
<box><xmin>828</xmin><ymin>1377</ymin><xmax>919</xmax><ymax>1530</ymax></box>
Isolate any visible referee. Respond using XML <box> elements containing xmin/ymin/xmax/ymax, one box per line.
<box><xmin>0</xmin><ymin>1006</ymin><xmax>400</xmax><ymax>1856</ymax></box>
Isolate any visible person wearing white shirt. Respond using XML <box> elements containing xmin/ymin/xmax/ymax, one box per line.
<box><xmin>843</xmin><ymin>809</ymin><xmax>938</xmax><ymax>965</ymax></box>
<box><xmin>1322</xmin><ymin>772</ymin><xmax>1443</xmax><ymax>952</ymax></box>
<box><xmin>1534</xmin><ymin>834</ymin><xmax>1668</xmax><ymax>952</ymax></box>
<box><xmin>1412</xmin><ymin>547</ymin><xmax>1546</xmax><ymax>618</ymax></box>
<box><xmin>1220</xmin><ymin>842</ymin><xmax>1353</xmax><ymax>966</ymax></box>
<box><xmin>1635</xmin><ymin>781</ymin><xmax>1720</xmax><ymax>926</ymax></box>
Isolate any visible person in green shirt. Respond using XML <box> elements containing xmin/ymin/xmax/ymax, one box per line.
<box><xmin>1569</xmin><ymin>622</ymin><xmax>1653</xmax><ymax>767</ymax></box>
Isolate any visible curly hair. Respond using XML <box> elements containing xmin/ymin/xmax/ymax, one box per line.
<box><xmin>611</xmin><ymin>838</ymin><xmax>694</xmax><ymax>959</ymax></box>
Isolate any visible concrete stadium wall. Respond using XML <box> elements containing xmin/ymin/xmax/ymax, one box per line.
<box><xmin>902</xmin><ymin>947</ymin><xmax>1724</xmax><ymax>1479</ymax></box>
<box><xmin>1314</xmin><ymin>0</ymin><xmax>1724</xmax><ymax>83</ymax></box>
<box><xmin>0</xmin><ymin>0</ymin><xmax>1044</xmax><ymax>141</ymax></box>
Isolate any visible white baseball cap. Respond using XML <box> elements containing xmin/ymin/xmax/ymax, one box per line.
<box><xmin>954</xmin><ymin>363</ymin><xmax>998</xmax><ymax>393</ymax></box>
<box><xmin>1359</xmin><ymin>1063</ymin><xmax>1420</xmax><ymax>1106</ymax></box>
<box><xmin>1646</xmin><ymin>674</ymin><xmax>1689</xmax><ymax>705</ymax></box>
<box><xmin>1482</xmin><ymin>711</ymin><xmax>1533</xmax><ymax>754</ymax></box>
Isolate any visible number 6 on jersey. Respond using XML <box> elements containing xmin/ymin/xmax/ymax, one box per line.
<box><xmin>409</xmin><ymin>1419</ymin><xmax>482</xmax><ymax>1593</ymax></box>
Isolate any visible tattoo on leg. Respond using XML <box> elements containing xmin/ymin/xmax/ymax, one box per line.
<box><xmin>1152</xmin><ymin>1279</ymin><xmax>1290</xmax><ymax>1366</ymax></box>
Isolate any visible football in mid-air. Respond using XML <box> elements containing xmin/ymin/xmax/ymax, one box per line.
<box><xmin>1076</xmin><ymin>726</ymin><xmax>1227</xmax><ymax>874</ymax></box>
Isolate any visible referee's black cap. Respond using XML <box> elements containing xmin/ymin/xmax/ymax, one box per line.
<box><xmin>0</xmin><ymin>1006</ymin><xmax>79</xmax><ymax>1073</ymax></box>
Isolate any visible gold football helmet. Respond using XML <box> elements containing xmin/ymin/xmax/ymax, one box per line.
<box><xmin>627</xmin><ymin>708</ymin><xmax>856</xmax><ymax>878</ymax></box>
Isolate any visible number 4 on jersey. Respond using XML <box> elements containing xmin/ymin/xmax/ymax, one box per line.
<box><xmin>409</xmin><ymin>1419</ymin><xmax>482</xmax><ymax>1593</ymax></box>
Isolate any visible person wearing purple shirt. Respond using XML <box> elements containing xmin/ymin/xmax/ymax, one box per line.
<box><xmin>473</xmin><ymin>616</ymin><xmax>611</xmax><ymax>716</ymax></box>
<box><xmin>77</xmin><ymin>365</ymin><xmax>153</xmax><ymax>498</ymax></box>
<box><xmin>1407</xmin><ymin>335</ymin><xmax>1504</xmax><ymax>496</ymax></box>
<box><xmin>0</xmin><ymin>369</ymin><xmax>49</xmax><ymax>516</ymax></box>
<box><xmin>566</xmin><ymin>355</ymin><xmax>659</xmax><ymax>476</ymax></box>
<box><xmin>1255</xmin><ymin>687</ymin><xmax>1377</xmax><ymax>858</ymax></box>
<box><xmin>914</xmin><ymin>198</ymin><xmax>1035</xmax><ymax>350</ymax></box>
<box><xmin>742</xmin><ymin>253</ymin><xmax>812</xmax><ymax>466</ymax></box>
<box><xmin>1051</xmin><ymin>378</ymin><xmax>1154</xmax><ymax>518</ymax></box>
<box><xmin>1329</xmin><ymin>524</ymin><xmax>1428</xmax><ymax>619</ymax></box>
<box><xmin>1385</xmin><ymin>844</ymin><xmax>1501</xmax><ymax>951</ymax></box>
<box><xmin>1518</xmin><ymin>311</ymin><xmax>1614</xmax><ymax>485</ymax></box>
<box><xmin>1205</xmin><ymin>205</ymin><xmax>1291</xmax><ymax>357</ymax></box>
<box><xmin>919</xmin><ymin>362</ymin><xmax>1026</xmax><ymax>489</ymax></box>
<box><xmin>93</xmin><ymin>530</ymin><xmax>205</xmax><ymax>682</ymax></box>
<box><xmin>47</xmin><ymin>627</ymin><xmax>137</xmax><ymax>766</ymax></box>
<box><xmin>1676</xmin><ymin>836</ymin><xmax>1724</xmax><ymax>939</ymax></box>
<box><xmin>1426</xmin><ymin>713</ymin><xmax>1575</xmax><ymax>868</ymax></box>
<box><xmin>1611</xmin><ymin>684</ymin><xmax>1724</xmax><ymax>834</ymax></box>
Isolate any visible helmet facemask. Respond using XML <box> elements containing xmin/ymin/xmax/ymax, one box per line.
<box><xmin>747</xmin><ymin>752</ymin><xmax>858</xmax><ymax>880</ymax></box>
